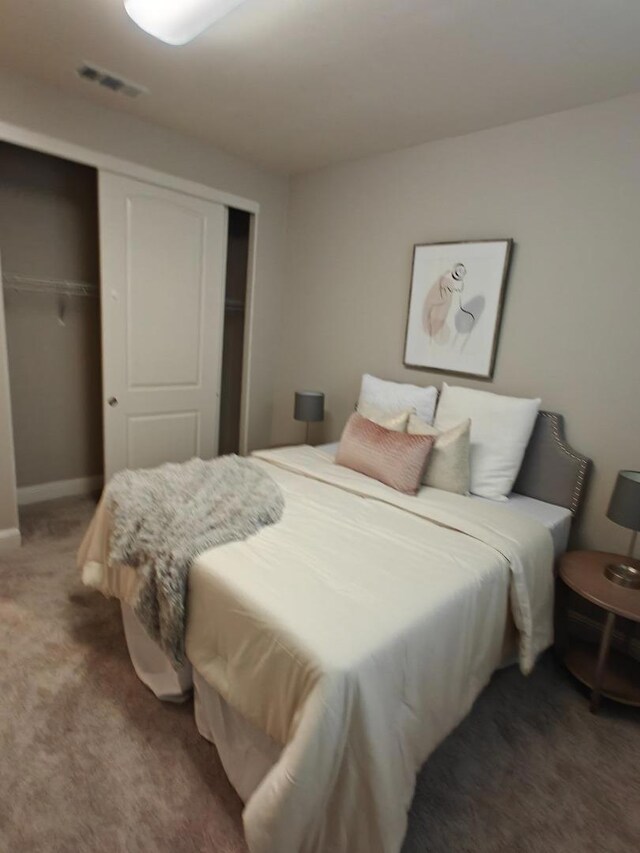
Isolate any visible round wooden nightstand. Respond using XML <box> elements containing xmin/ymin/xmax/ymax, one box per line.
<box><xmin>558</xmin><ymin>551</ymin><xmax>640</xmax><ymax>713</ymax></box>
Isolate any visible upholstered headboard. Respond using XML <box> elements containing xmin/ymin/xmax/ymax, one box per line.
<box><xmin>513</xmin><ymin>411</ymin><xmax>591</xmax><ymax>516</ymax></box>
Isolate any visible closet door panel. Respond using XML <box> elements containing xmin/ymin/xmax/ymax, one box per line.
<box><xmin>99</xmin><ymin>172</ymin><xmax>227</xmax><ymax>480</ymax></box>
<box><xmin>127</xmin><ymin>197</ymin><xmax>205</xmax><ymax>387</ymax></box>
<box><xmin>127</xmin><ymin>411</ymin><xmax>199</xmax><ymax>470</ymax></box>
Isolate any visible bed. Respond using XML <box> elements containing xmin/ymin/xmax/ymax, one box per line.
<box><xmin>78</xmin><ymin>410</ymin><xmax>590</xmax><ymax>853</ymax></box>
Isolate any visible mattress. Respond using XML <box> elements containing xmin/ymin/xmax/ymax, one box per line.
<box><xmin>317</xmin><ymin>442</ymin><xmax>572</xmax><ymax>556</ymax></box>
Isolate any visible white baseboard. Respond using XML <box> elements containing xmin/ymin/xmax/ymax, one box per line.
<box><xmin>17</xmin><ymin>475</ymin><xmax>103</xmax><ymax>506</ymax></box>
<box><xmin>0</xmin><ymin>527</ymin><xmax>21</xmax><ymax>553</ymax></box>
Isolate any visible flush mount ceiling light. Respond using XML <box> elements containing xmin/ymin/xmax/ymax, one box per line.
<box><xmin>125</xmin><ymin>0</ymin><xmax>248</xmax><ymax>46</ymax></box>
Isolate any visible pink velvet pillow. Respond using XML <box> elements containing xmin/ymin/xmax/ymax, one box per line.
<box><xmin>336</xmin><ymin>413</ymin><xmax>436</xmax><ymax>495</ymax></box>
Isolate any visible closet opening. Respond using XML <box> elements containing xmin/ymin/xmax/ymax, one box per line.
<box><xmin>0</xmin><ymin>136</ymin><xmax>257</xmax><ymax>535</ymax></box>
<box><xmin>0</xmin><ymin>141</ymin><xmax>103</xmax><ymax>508</ymax></box>
<box><xmin>218</xmin><ymin>207</ymin><xmax>251</xmax><ymax>455</ymax></box>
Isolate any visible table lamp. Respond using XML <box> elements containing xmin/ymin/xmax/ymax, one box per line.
<box><xmin>605</xmin><ymin>470</ymin><xmax>640</xmax><ymax>588</ymax></box>
<box><xmin>294</xmin><ymin>391</ymin><xmax>324</xmax><ymax>444</ymax></box>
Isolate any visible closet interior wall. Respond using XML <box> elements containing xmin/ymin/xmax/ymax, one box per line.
<box><xmin>0</xmin><ymin>142</ymin><xmax>102</xmax><ymax>501</ymax></box>
<box><xmin>219</xmin><ymin>207</ymin><xmax>250</xmax><ymax>456</ymax></box>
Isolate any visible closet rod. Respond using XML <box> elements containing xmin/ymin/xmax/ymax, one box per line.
<box><xmin>2</xmin><ymin>273</ymin><xmax>99</xmax><ymax>298</ymax></box>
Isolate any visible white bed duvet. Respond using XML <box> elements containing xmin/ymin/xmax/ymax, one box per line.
<box><xmin>183</xmin><ymin>447</ymin><xmax>554</xmax><ymax>853</ymax></box>
<box><xmin>79</xmin><ymin>445</ymin><xmax>555</xmax><ymax>853</ymax></box>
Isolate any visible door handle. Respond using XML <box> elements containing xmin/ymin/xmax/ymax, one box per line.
<box><xmin>108</xmin><ymin>397</ymin><xmax>119</xmax><ymax>407</ymax></box>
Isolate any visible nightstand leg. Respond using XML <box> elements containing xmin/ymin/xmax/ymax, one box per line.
<box><xmin>590</xmin><ymin>611</ymin><xmax>616</xmax><ymax>714</ymax></box>
<box><xmin>554</xmin><ymin>577</ymin><xmax>571</xmax><ymax>659</ymax></box>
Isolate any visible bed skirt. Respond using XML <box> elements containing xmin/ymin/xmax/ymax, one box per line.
<box><xmin>120</xmin><ymin>603</ymin><xmax>193</xmax><ymax>702</ymax></box>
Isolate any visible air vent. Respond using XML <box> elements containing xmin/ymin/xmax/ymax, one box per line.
<box><xmin>76</xmin><ymin>63</ymin><xmax>148</xmax><ymax>99</ymax></box>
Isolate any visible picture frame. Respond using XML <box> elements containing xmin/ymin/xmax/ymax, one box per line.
<box><xmin>403</xmin><ymin>238</ymin><xmax>513</xmax><ymax>380</ymax></box>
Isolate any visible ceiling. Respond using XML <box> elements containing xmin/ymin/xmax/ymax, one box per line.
<box><xmin>1</xmin><ymin>0</ymin><xmax>640</xmax><ymax>174</ymax></box>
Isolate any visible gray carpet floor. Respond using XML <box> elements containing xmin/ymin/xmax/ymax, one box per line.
<box><xmin>0</xmin><ymin>496</ymin><xmax>638</xmax><ymax>853</ymax></box>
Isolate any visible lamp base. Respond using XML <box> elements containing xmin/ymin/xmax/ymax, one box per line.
<box><xmin>604</xmin><ymin>562</ymin><xmax>640</xmax><ymax>589</ymax></box>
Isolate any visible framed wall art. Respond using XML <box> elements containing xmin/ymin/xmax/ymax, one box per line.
<box><xmin>403</xmin><ymin>239</ymin><xmax>513</xmax><ymax>380</ymax></box>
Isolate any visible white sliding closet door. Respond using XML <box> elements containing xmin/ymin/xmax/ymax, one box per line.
<box><xmin>99</xmin><ymin>172</ymin><xmax>227</xmax><ymax>480</ymax></box>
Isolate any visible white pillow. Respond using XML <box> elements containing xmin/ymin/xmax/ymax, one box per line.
<box><xmin>358</xmin><ymin>374</ymin><xmax>438</xmax><ymax>425</ymax></box>
<box><xmin>434</xmin><ymin>383</ymin><xmax>540</xmax><ymax>501</ymax></box>
<box><xmin>357</xmin><ymin>401</ymin><xmax>411</xmax><ymax>431</ymax></box>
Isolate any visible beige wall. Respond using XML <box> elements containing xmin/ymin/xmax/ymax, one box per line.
<box><xmin>0</xmin><ymin>142</ymin><xmax>103</xmax><ymax>488</ymax></box>
<box><xmin>0</xmin><ymin>70</ymin><xmax>289</xmax><ymax>534</ymax></box>
<box><xmin>273</xmin><ymin>93</ymin><xmax>640</xmax><ymax>553</ymax></box>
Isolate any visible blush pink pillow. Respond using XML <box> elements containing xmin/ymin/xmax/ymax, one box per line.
<box><xmin>336</xmin><ymin>413</ymin><xmax>435</xmax><ymax>495</ymax></box>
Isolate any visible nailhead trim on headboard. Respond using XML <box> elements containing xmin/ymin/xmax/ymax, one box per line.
<box><xmin>539</xmin><ymin>412</ymin><xmax>590</xmax><ymax>516</ymax></box>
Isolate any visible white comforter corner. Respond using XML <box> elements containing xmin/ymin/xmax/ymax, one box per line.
<box><xmin>185</xmin><ymin>446</ymin><xmax>554</xmax><ymax>853</ymax></box>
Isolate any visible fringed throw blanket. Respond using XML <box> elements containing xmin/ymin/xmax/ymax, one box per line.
<box><xmin>106</xmin><ymin>455</ymin><xmax>285</xmax><ymax>667</ymax></box>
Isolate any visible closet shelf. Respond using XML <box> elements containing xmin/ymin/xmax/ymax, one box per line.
<box><xmin>2</xmin><ymin>274</ymin><xmax>99</xmax><ymax>298</ymax></box>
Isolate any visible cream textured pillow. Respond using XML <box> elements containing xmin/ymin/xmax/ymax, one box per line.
<box><xmin>434</xmin><ymin>383</ymin><xmax>541</xmax><ymax>501</ymax></box>
<box><xmin>336</xmin><ymin>413</ymin><xmax>435</xmax><ymax>495</ymax></box>
<box><xmin>408</xmin><ymin>415</ymin><xmax>471</xmax><ymax>495</ymax></box>
<box><xmin>358</xmin><ymin>374</ymin><xmax>438</xmax><ymax>424</ymax></box>
<box><xmin>357</xmin><ymin>400</ymin><xmax>412</xmax><ymax>431</ymax></box>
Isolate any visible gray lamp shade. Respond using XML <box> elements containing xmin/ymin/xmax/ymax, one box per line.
<box><xmin>294</xmin><ymin>391</ymin><xmax>324</xmax><ymax>423</ymax></box>
<box><xmin>607</xmin><ymin>470</ymin><xmax>640</xmax><ymax>531</ymax></box>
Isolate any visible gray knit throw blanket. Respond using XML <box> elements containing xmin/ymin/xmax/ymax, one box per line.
<box><xmin>106</xmin><ymin>455</ymin><xmax>284</xmax><ymax>668</ymax></box>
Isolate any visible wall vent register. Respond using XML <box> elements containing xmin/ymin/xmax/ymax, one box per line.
<box><xmin>76</xmin><ymin>63</ymin><xmax>148</xmax><ymax>98</ymax></box>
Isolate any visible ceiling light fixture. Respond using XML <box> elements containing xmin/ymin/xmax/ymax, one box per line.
<box><xmin>124</xmin><ymin>0</ymin><xmax>248</xmax><ymax>46</ymax></box>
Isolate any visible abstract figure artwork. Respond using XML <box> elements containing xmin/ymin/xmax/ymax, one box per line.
<box><xmin>404</xmin><ymin>240</ymin><xmax>513</xmax><ymax>379</ymax></box>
